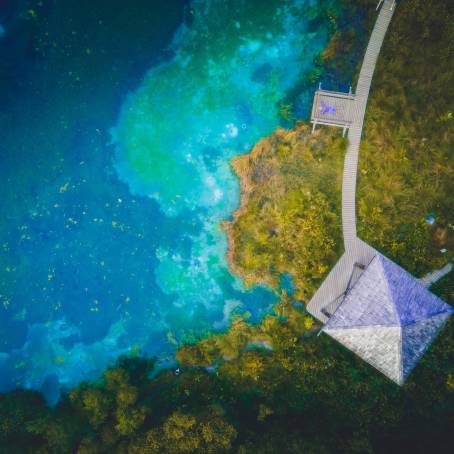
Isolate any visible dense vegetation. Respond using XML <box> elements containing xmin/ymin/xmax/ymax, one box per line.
<box><xmin>1</xmin><ymin>0</ymin><xmax>454</xmax><ymax>453</ymax></box>
<box><xmin>356</xmin><ymin>0</ymin><xmax>454</xmax><ymax>275</ymax></box>
<box><xmin>1</xmin><ymin>297</ymin><xmax>453</xmax><ymax>453</ymax></box>
<box><xmin>224</xmin><ymin>125</ymin><xmax>345</xmax><ymax>301</ymax></box>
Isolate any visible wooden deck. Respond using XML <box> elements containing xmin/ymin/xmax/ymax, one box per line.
<box><xmin>307</xmin><ymin>0</ymin><xmax>396</xmax><ymax>323</ymax></box>
<box><xmin>310</xmin><ymin>89</ymin><xmax>355</xmax><ymax>136</ymax></box>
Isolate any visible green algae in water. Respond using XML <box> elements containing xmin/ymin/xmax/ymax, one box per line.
<box><xmin>113</xmin><ymin>0</ymin><xmax>338</xmax><ymax>215</ymax></box>
<box><xmin>0</xmin><ymin>0</ymin><xmax>344</xmax><ymax>401</ymax></box>
<box><xmin>111</xmin><ymin>0</ymin><xmax>339</xmax><ymax>331</ymax></box>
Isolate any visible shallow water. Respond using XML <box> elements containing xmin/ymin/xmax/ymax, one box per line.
<box><xmin>0</xmin><ymin>0</ymin><xmax>345</xmax><ymax>402</ymax></box>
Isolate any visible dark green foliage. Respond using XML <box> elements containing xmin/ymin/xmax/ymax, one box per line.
<box><xmin>431</xmin><ymin>270</ymin><xmax>454</xmax><ymax>306</ymax></box>
<box><xmin>1</xmin><ymin>303</ymin><xmax>453</xmax><ymax>453</ymax></box>
<box><xmin>0</xmin><ymin>390</ymin><xmax>48</xmax><ymax>453</ymax></box>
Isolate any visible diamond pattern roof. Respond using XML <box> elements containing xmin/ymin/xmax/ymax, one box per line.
<box><xmin>322</xmin><ymin>254</ymin><xmax>453</xmax><ymax>384</ymax></box>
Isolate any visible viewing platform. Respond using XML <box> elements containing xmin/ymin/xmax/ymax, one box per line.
<box><xmin>310</xmin><ymin>86</ymin><xmax>355</xmax><ymax>137</ymax></box>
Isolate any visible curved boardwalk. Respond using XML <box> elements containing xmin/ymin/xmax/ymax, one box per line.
<box><xmin>307</xmin><ymin>1</ymin><xmax>396</xmax><ymax>323</ymax></box>
<box><xmin>343</xmin><ymin>0</ymin><xmax>396</xmax><ymax>250</ymax></box>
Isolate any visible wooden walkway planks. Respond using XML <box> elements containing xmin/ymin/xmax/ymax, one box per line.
<box><xmin>420</xmin><ymin>263</ymin><xmax>453</xmax><ymax>288</ymax></box>
<box><xmin>342</xmin><ymin>0</ymin><xmax>396</xmax><ymax>251</ymax></box>
<box><xmin>307</xmin><ymin>1</ymin><xmax>396</xmax><ymax>323</ymax></box>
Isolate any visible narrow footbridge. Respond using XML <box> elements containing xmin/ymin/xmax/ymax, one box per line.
<box><xmin>307</xmin><ymin>0</ymin><xmax>397</xmax><ymax>323</ymax></box>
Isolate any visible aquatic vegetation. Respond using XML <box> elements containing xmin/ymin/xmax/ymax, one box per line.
<box><xmin>113</xmin><ymin>0</ymin><xmax>342</xmax><ymax>214</ymax></box>
<box><xmin>1</xmin><ymin>0</ymin><xmax>346</xmax><ymax>397</ymax></box>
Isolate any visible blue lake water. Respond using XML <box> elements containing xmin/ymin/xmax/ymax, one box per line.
<box><xmin>0</xmin><ymin>0</ymin><xmax>354</xmax><ymax>402</ymax></box>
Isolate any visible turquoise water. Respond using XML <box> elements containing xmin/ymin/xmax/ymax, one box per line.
<box><xmin>112</xmin><ymin>0</ymin><xmax>337</xmax><ymax>336</ymax></box>
<box><xmin>0</xmin><ymin>0</ymin><xmax>347</xmax><ymax>402</ymax></box>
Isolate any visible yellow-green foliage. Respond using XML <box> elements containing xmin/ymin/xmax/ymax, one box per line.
<box><xmin>177</xmin><ymin>315</ymin><xmax>255</xmax><ymax>365</ymax></box>
<box><xmin>177</xmin><ymin>291</ymin><xmax>316</xmax><ymax>368</ymax></box>
<box><xmin>67</xmin><ymin>358</ymin><xmax>150</xmax><ymax>442</ymax></box>
<box><xmin>228</xmin><ymin>123</ymin><xmax>346</xmax><ymax>300</ymax></box>
<box><xmin>76</xmin><ymin>388</ymin><xmax>112</xmax><ymax>428</ymax></box>
<box><xmin>356</xmin><ymin>0</ymin><xmax>454</xmax><ymax>274</ymax></box>
<box><xmin>130</xmin><ymin>411</ymin><xmax>237</xmax><ymax>454</ymax></box>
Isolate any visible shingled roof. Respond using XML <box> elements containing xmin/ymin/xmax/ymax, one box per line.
<box><xmin>322</xmin><ymin>254</ymin><xmax>453</xmax><ymax>385</ymax></box>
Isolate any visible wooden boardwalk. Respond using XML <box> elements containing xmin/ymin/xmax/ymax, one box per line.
<box><xmin>307</xmin><ymin>1</ymin><xmax>396</xmax><ymax>323</ymax></box>
<box><xmin>342</xmin><ymin>0</ymin><xmax>396</xmax><ymax>250</ymax></box>
<box><xmin>420</xmin><ymin>262</ymin><xmax>453</xmax><ymax>288</ymax></box>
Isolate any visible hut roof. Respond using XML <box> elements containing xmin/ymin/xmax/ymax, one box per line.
<box><xmin>322</xmin><ymin>254</ymin><xmax>453</xmax><ymax>384</ymax></box>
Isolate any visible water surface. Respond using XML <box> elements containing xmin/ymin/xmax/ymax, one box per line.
<box><xmin>0</xmin><ymin>0</ymin><xmax>344</xmax><ymax>402</ymax></box>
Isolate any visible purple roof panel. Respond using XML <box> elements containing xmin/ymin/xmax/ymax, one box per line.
<box><xmin>379</xmin><ymin>255</ymin><xmax>453</xmax><ymax>326</ymax></box>
<box><xmin>324</xmin><ymin>256</ymin><xmax>400</xmax><ymax>330</ymax></box>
